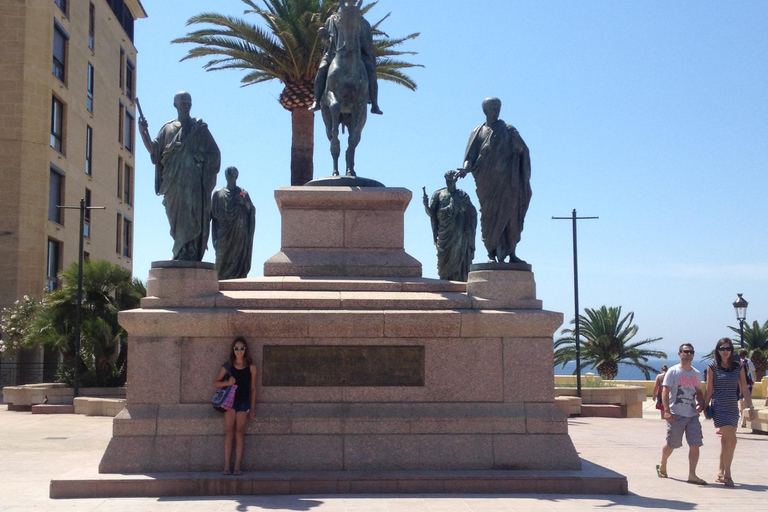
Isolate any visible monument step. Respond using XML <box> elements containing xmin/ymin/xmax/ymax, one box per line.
<box><xmin>216</xmin><ymin>290</ymin><xmax>473</xmax><ymax>310</ymax></box>
<box><xmin>219</xmin><ymin>277</ymin><xmax>466</xmax><ymax>293</ymax></box>
<box><xmin>31</xmin><ymin>405</ymin><xmax>74</xmax><ymax>414</ymax></box>
<box><xmin>50</xmin><ymin>465</ymin><xmax>628</xmax><ymax>498</ymax></box>
<box><xmin>579</xmin><ymin>405</ymin><xmax>623</xmax><ymax>418</ymax></box>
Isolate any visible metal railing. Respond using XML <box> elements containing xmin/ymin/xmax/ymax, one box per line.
<box><xmin>0</xmin><ymin>362</ymin><xmax>59</xmax><ymax>388</ymax></box>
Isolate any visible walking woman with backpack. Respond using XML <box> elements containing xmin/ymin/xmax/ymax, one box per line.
<box><xmin>737</xmin><ymin>348</ymin><xmax>755</xmax><ymax>428</ymax></box>
<box><xmin>212</xmin><ymin>337</ymin><xmax>257</xmax><ymax>475</ymax></box>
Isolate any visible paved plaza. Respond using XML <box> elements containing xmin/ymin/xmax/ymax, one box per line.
<box><xmin>0</xmin><ymin>399</ymin><xmax>766</xmax><ymax>511</ymax></box>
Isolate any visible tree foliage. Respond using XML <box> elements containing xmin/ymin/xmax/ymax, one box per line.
<box><xmin>172</xmin><ymin>0</ymin><xmax>421</xmax><ymax>185</ymax></box>
<box><xmin>554</xmin><ymin>306</ymin><xmax>667</xmax><ymax>380</ymax></box>
<box><xmin>24</xmin><ymin>260</ymin><xmax>145</xmax><ymax>387</ymax></box>
<box><xmin>728</xmin><ymin>320</ymin><xmax>768</xmax><ymax>377</ymax></box>
<box><xmin>0</xmin><ymin>295</ymin><xmax>42</xmax><ymax>356</ymax></box>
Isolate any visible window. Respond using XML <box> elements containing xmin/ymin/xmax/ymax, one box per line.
<box><xmin>125</xmin><ymin>59</ymin><xmax>135</xmax><ymax>100</ymax></box>
<box><xmin>46</xmin><ymin>239</ymin><xmax>61</xmax><ymax>291</ymax></box>
<box><xmin>83</xmin><ymin>251</ymin><xmax>90</xmax><ymax>261</ymax></box>
<box><xmin>108</xmin><ymin>0</ymin><xmax>135</xmax><ymax>42</ymax></box>
<box><xmin>85</xmin><ymin>125</ymin><xmax>93</xmax><ymax>176</ymax></box>
<box><xmin>124</xmin><ymin>165</ymin><xmax>132</xmax><ymax>205</ymax></box>
<box><xmin>84</xmin><ymin>188</ymin><xmax>91</xmax><ymax>239</ymax></box>
<box><xmin>118</xmin><ymin>103</ymin><xmax>124</xmax><ymax>144</ymax></box>
<box><xmin>117</xmin><ymin>157</ymin><xmax>123</xmax><ymax>199</ymax></box>
<box><xmin>48</xmin><ymin>168</ymin><xmax>64</xmax><ymax>224</ymax></box>
<box><xmin>52</xmin><ymin>23</ymin><xmax>67</xmax><ymax>82</ymax></box>
<box><xmin>123</xmin><ymin>217</ymin><xmax>132</xmax><ymax>258</ymax></box>
<box><xmin>51</xmin><ymin>96</ymin><xmax>64</xmax><ymax>152</ymax></box>
<box><xmin>87</xmin><ymin>63</ymin><xmax>94</xmax><ymax>112</ymax></box>
<box><xmin>55</xmin><ymin>0</ymin><xmax>67</xmax><ymax>15</ymax></box>
<box><xmin>119</xmin><ymin>47</ymin><xmax>125</xmax><ymax>88</ymax></box>
<box><xmin>88</xmin><ymin>3</ymin><xmax>95</xmax><ymax>50</ymax></box>
<box><xmin>124</xmin><ymin>110</ymin><xmax>134</xmax><ymax>152</ymax></box>
<box><xmin>116</xmin><ymin>213</ymin><xmax>122</xmax><ymax>253</ymax></box>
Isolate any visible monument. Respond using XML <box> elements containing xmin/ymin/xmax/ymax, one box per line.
<box><xmin>65</xmin><ymin>15</ymin><xmax>625</xmax><ymax>498</ymax></box>
<box><xmin>423</xmin><ymin>170</ymin><xmax>477</xmax><ymax>281</ymax></box>
<box><xmin>211</xmin><ymin>166</ymin><xmax>255</xmax><ymax>280</ymax></box>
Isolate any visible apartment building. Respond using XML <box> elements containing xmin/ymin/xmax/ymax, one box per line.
<box><xmin>0</xmin><ymin>0</ymin><xmax>147</xmax><ymax>385</ymax></box>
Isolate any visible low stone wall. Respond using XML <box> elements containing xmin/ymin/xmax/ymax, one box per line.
<box><xmin>73</xmin><ymin>397</ymin><xmax>126</xmax><ymax>417</ymax></box>
<box><xmin>554</xmin><ymin>386</ymin><xmax>646</xmax><ymax>418</ymax></box>
<box><xmin>3</xmin><ymin>384</ymin><xmax>126</xmax><ymax>407</ymax></box>
<box><xmin>554</xmin><ymin>396</ymin><xmax>582</xmax><ymax>416</ymax></box>
<box><xmin>555</xmin><ymin>374</ymin><xmax>768</xmax><ymax>399</ymax></box>
<box><xmin>749</xmin><ymin>407</ymin><xmax>768</xmax><ymax>434</ymax></box>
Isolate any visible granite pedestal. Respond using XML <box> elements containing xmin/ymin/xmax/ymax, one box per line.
<box><xmin>263</xmin><ymin>187</ymin><xmax>421</xmax><ymax>277</ymax></box>
<box><xmin>94</xmin><ymin>186</ymin><xmax>597</xmax><ymax>493</ymax></box>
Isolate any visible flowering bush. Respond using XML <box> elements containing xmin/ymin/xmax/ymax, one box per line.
<box><xmin>0</xmin><ymin>295</ymin><xmax>42</xmax><ymax>355</ymax></box>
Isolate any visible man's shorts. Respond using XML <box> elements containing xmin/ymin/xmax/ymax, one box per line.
<box><xmin>666</xmin><ymin>414</ymin><xmax>703</xmax><ymax>449</ymax></box>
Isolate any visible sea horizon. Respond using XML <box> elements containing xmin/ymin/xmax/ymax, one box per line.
<box><xmin>554</xmin><ymin>357</ymin><xmax>712</xmax><ymax>381</ymax></box>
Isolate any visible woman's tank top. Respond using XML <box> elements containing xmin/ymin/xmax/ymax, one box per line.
<box><xmin>230</xmin><ymin>364</ymin><xmax>251</xmax><ymax>404</ymax></box>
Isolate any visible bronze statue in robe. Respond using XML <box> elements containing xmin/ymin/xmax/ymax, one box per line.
<box><xmin>460</xmin><ymin>97</ymin><xmax>531</xmax><ymax>263</ymax></box>
<box><xmin>423</xmin><ymin>170</ymin><xmax>477</xmax><ymax>281</ymax></box>
<box><xmin>139</xmin><ymin>91</ymin><xmax>220</xmax><ymax>261</ymax></box>
<box><xmin>211</xmin><ymin>167</ymin><xmax>255</xmax><ymax>279</ymax></box>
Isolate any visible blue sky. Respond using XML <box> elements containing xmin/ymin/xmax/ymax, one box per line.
<box><xmin>132</xmin><ymin>1</ymin><xmax>768</xmax><ymax>356</ymax></box>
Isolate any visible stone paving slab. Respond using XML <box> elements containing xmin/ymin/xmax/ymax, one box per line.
<box><xmin>1</xmin><ymin>399</ymin><xmax>767</xmax><ymax>511</ymax></box>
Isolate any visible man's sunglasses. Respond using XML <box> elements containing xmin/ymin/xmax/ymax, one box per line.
<box><xmin>680</xmin><ymin>350</ymin><xmax>695</xmax><ymax>354</ymax></box>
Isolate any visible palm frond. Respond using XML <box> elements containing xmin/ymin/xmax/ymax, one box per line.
<box><xmin>554</xmin><ymin>305</ymin><xmax>666</xmax><ymax>377</ymax></box>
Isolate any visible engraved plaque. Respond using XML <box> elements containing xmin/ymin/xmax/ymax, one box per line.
<box><xmin>262</xmin><ymin>346</ymin><xmax>425</xmax><ymax>387</ymax></box>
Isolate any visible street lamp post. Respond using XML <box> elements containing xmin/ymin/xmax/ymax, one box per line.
<box><xmin>553</xmin><ymin>209</ymin><xmax>598</xmax><ymax>397</ymax></box>
<box><xmin>57</xmin><ymin>199</ymin><xmax>105</xmax><ymax>397</ymax></box>
<box><xmin>733</xmin><ymin>293</ymin><xmax>748</xmax><ymax>348</ymax></box>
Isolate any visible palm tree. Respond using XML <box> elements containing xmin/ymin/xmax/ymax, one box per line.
<box><xmin>173</xmin><ymin>0</ymin><xmax>421</xmax><ymax>186</ymax></box>
<box><xmin>554</xmin><ymin>306</ymin><xmax>667</xmax><ymax>380</ymax></box>
<box><xmin>25</xmin><ymin>260</ymin><xmax>144</xmax><ymax>386</ymax></box>
<box><xmin>729</xmin><ymin>320</ymin><xmax>768</xmax><ymax>381</ymax></box>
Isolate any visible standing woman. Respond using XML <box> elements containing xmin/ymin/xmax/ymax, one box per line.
<box><xmin>704</xmin><ymin>338</ymin><xmax>756</xmax><ymax>487</ymax></box>
<box><xmin>652</xmin><ymin>364</ymin><xmax>669</xmax><ymax>419</ymax></box>
<box><xmin>213</xmin><ymin>337</ymin><xmax>257</xmax><ymax>475</ymax></box>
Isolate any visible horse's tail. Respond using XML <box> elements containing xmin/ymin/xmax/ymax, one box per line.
<box><xmin>341</xmin><ymin>113</ymin><xmax>350</xmax><ymax>134</ymax></box>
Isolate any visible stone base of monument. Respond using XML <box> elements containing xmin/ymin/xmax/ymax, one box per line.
<box><xmin>56</xmin><ymin>186</ymin><xmax>627</xmax><ymax>497</ymax></box>
<box><xmin>263</xmin><ymin>187</ymin><xmax>421</xmax><ymax>277</ymax></box>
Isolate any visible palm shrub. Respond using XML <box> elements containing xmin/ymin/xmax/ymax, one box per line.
<box><xmin>729</xmin><ymin>320</ymin><xmax>768</xmax><ymax>381</ymax></box>
<box><xmin>173</xmin><ymin>0</ymin><xmax>421</xmax><ymax>186</ymax></box>
<box><xmin>25</xmin><ymin>260</ymin><xmax>144</xmax><ymax>387</ymax></box>
<box><xmin>555</xmin><ymin>306</ymin><xmax>667</xmax><ymax>380</ymax></box>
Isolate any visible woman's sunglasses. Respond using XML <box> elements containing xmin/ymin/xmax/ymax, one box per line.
<box><xmin>234</xmin><ymin>347</ymin><xmax>246</xmax><ymax>352</ymax></box>
<box><xmin>717</xmin><ymin>346</ymin><xmax>733</xmax><ymax>352</ymax></box>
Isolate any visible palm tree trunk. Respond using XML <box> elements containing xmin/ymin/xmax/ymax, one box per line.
<box><xmin>290</xmin><ymin>108</ymin><xmax>314</xmax><ymax>186</ymax></box>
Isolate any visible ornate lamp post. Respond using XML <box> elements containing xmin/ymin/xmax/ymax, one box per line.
<box><xmin>733</xmin><ymin>293</ymin><xmax>748</xmax><ymax>347</ymax></box>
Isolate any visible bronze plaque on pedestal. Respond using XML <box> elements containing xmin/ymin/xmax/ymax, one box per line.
<box><xmin>262</xmin><ymin>345</ymin><xmax>425</xmax><ymax>386</ymax></box>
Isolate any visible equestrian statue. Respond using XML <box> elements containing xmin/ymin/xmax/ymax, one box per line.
<box><xmin>312</xmin><ymin>0</ymin><xmax>380</xmax><ymax>178</ymax></box>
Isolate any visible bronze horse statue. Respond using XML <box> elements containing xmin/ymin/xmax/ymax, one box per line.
<box><xmin>321</xmin><ymin>0</ymin><xmax>368</xmax><ymax>177</ymax></box>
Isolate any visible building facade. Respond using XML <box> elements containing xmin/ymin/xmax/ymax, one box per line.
<box><xmin>0</xmin><ymin>0</ymin><xmax>146</xmax><ymax>385</ymax></box>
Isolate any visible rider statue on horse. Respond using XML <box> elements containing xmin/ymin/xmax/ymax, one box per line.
<box><xmin>309</xmin><ymin>2</ymin><xmax>382</xmax><ymax>116</ymax></box>
<box><xmin>310</xmin><ymin>0</ymin><xmax>381</xmax><ymax>178</ymax></box>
